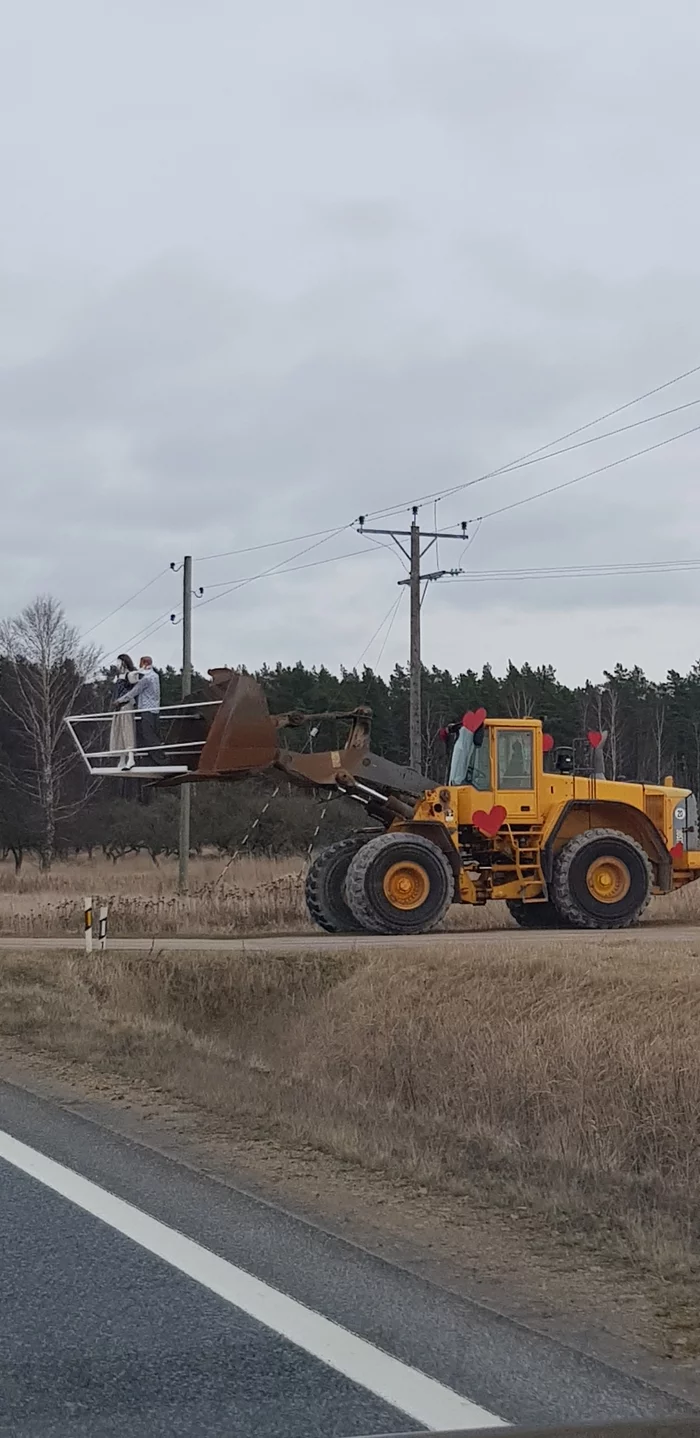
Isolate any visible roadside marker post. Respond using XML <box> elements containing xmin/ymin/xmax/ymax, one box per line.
<box><xmin>98</xmin><ymin>905</ymin><xmax>108</xmax><ymax>951</ymax></box>
<box><xmin>84</xmin><ymin>897</ymin><xmax>93</xmax><ymax>955</ymax></box>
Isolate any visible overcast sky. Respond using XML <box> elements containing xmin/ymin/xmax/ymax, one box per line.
<box><xmin>2</xmin><ymin>0</ymin><xmax>700</xmax><ymax>687</ymax></box>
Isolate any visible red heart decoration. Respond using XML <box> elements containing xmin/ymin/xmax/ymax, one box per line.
<box><xmin>462</xmin><ymin>707</ymin><xmax>487</xmax><ymax>733</ymax></box>
<box><xmin>587</xmin><ymin>730</ymin><xmax>603</xmax><ymax>749</ymax></box>
<box><xmin>670</xmin><ymin>841</ymin><xmax>684</xmax><ymax>860</ymax></box>
<box><xmin>542</xmin><ymin>733</ymin><xmax>554</xmax><ymax>753</ymax></box>
<box><xmin>472</xmin><ymin>804</ymin><xmax>507</xmax><ymax>837</ymax></box>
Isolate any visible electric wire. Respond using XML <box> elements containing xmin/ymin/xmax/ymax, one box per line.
<box><xmin>471</xmin><ymin>419</ymin><xmax>700</xmax><ymax>523</ymax></box>
<box><xmin>355</xmin><ymin>591</ymin><xmax>404</xmax><ymax>668</ymax></box>
<box><xmin>363</xmin><ymin>359</ymin><xmax>700</xmax><ymax>520</ymax></box>
<box><xmin>443</xmin><ymin>557</ymin><xmax>700</xmax><ymax>584</ymax></box>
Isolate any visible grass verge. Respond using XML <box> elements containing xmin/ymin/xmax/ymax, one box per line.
<box><xmin>1</xmin><ymin>934</ymin><xmax>699</xmax><ymax>1352</ymax></box>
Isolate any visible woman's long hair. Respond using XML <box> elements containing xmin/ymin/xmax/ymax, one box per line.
<box><xmin>116</xmin><ymin>653</ymin><xmax>136</xmax><ymax>672</ymax></box>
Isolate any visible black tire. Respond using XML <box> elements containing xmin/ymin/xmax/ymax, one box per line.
<box><xmin>305</xmin><ymin>835</ymin><xmax>369</xmax><ymax>934</ymax></box>
<box><xmin>506</xmin><ymin>899</ymin><xmax>565</xmax><ymax>929</ymax></box>
<box><xmin>344</xmin><ymin>832</ymin><xmax>454</xmax><ymax>935</ymax></box>
<box><xmin>551</xmin><ymin>828</ymin><xmax>652</xmax><ymax>930</ymax></box>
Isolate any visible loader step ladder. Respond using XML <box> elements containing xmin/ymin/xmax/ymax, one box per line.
<box><xmin>506</xmin><ymin>825</ymin><xmax>547</xmax><ymax>901</ymax></box>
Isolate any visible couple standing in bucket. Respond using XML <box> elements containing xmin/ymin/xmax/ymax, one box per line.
<box><xmin>110</xmin><ymin>654</ymin><xmax>163</xmax><ymax>769</ymax></box>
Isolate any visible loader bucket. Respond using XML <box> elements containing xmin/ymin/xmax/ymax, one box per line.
<box><xmin>171</xmin><ymin>669</ymin><xmax>427</xmax><ymax>809</ymax></box>
<box><xmin>197</xmin><ymin>671</ymin><xmax>278</xmax><ymax>776</ymax></box>
<box><xmin>190</xmin><ymin>669</ymin><xmax>376</xmax><ymax>789</ymax></box>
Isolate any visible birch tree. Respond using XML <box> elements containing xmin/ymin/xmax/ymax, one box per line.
<box><xmin>0</xmin><ymin>596</ymin><xmax>98</xmax><ymax>868</ymax></box>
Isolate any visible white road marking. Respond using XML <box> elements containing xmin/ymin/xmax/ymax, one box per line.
<box><xmin>0</xmin><ymin>1128</ymin><xmax>504</xmax><ymax>1431</ymax></box>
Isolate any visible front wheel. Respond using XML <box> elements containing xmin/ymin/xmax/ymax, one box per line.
<box><xmin>551</xmin><ymin>829</ymin><xmax>652</xmax><ymax>930</ymax></box>
<box><xmin>344</xmin><ymin>832</ymin><xmax>454</xmax><ymax>935</ymax></box>
<box><xmin>305</xmin><ymin>835</ymin><xmax>369</xmax><ymax>933</ymax></box>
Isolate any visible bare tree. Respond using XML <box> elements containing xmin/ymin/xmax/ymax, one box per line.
<box><xmin>0</xmin><ymin>596</ymin><xmax>99</xmax><ymax>869</ymax></box>
<box><xmin>504</xmin><ymin>664</ymin><xmax>535</xmax><ymax>718</ymax></box>
<box><xmin>602</xmin><ymin>678</ymin><xmax>621</xmax><ymax>779</ymax></box>
<box><xmin>652</xmin><ymin>699</ymin><xmax>666</xmax><ymax>784</ymax></box>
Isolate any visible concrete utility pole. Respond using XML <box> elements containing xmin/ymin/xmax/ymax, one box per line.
<box><xmin>178</xmin><ymin>554</ymin><xmax>192</xmax><ymax>893</ymax></box>
<box><xmin>358</xmin><ymin>508</ymin><xmax>466</xmax><ymax>772</ymax></box>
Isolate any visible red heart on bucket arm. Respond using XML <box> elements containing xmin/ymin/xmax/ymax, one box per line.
<box><xmin>670</xmin><ymin>841</ymin><xmax>684</xmax><ymax>860</ymax></box>
<box><xmin>472</xmin><ymin>805</ymin><xmax>507</xmax><ymax>838</ymax></box>
<box><xmin>462</xmin><ymin>707</ymin><xmax>487</xmax><ymax>733</ymax></box>
<box><xmin>587</xmin><ymin>730</ymin><xmax>603</xmax><ymax>748</ymax></box>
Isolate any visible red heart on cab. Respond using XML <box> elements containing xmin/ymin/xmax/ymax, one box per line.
<box><xmin>542</xmin><ymin>733</ymin><xmax>554</xmax><ymax>753</ymax></box>
<box><xmin>670</xmin><ymin>841</ymin><xmax>684</xmax><ymax>860</ymax></box>
<box><xmin>462</xmin><ymin>707</ymin><xmax>487</xmax><ymax>733</ymax></box>
<box><xmin>472</xmin><ymin>804</ymin><xmax>507</xmax><ymax>838</ymax></box>
<box><xmin>587</xmin><ymin>730</ymin><xmax>603</xmax><ymax>748</ymax></box>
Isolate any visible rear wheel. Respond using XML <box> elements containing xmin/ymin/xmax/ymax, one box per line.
<box><xmin>344</xmin><ymin>832</ymin><xmax>454</xmax><ymax>935</ymax></box>
<box><xmin>506</xmin><ymin>899</ymin><xmax>565</xmax><ymax>929</ymax></box>
<box><xmin>551</xmin><ymin>828</ymin><xmax>652</xmax><ymax>930</ymax></box>
<box><xmin>305</xmin><ymin>835</ymin><xmax>369</xmax><ymax>934</ymax></box>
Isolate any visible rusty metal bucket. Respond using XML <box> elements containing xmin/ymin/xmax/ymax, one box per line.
<box><xmin>197</xmin><ymin>672</ymin><xmax>279</xmax><ymax>776</ymax></box>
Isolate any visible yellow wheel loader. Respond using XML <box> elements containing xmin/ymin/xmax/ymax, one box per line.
<box><xmin>166</xmin><ymin>671</ymin><xmax>700</xmax><ymax>935</ymax></box>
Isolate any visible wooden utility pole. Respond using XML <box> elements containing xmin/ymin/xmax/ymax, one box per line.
<box><xmin>408</xmin><ymin>518</ymin><xmax>422</xmax><ymax>774</ymax></box>
<box><xmin>178</xmin><ymin>554</ymin><xmax>192</xmax><ymax>893</ymax></box>
<box><xmin>358</xmin><ymin>509</ymin><xmax>466</xmax><ymax>772</ymax></box>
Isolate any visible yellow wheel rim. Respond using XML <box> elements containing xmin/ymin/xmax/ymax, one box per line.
<box><xmin>586</xmin><ymin>855</ymin><xmax>630</xmax><ymax>904</ymax></box>
<box><xmin>383</xmin><ymin>860</ymin><xmax>430</xmax><ymax>910</ymax></box>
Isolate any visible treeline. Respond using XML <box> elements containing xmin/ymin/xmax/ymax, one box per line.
<box><xmin>1</xmin><ymin>595</ymin><xmax>700</xmax><ymax>869</ymax></box>
<box><xmin>255</xmin><ymin>656</ymin><xmax>700</xmax><ymax>789</ymax></box>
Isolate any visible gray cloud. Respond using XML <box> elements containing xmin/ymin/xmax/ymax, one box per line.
<box><xmin>1</xmin><ymin>0</ymin><xmax>700</xmax><ymax>686</ymax></box>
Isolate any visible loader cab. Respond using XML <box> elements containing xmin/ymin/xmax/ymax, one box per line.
<box><xmin>451</xmin><ymin>718</ymin><xmax>542</xmax><ymax>826</ymax></box>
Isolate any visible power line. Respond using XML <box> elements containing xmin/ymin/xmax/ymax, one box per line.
<box><xmin>363</xmin><ymin>358</ymin><xmax>700</xmax><ymax>521</ymax></box>
<box><xmin>444</xmin><ymin>557</ymin><xmax>700</xmax><ymax>584</ymax></box>
<box><xmin>355</xmin><ymin>591</ymin><xmax>404</xmax><ymax>668</ymax></box>
<box><xmin>102</xmin><ymin>528</ymin><xmax>368</xmax><ymax>660</ymax></box>
<box><xmin>79</xmin><ymin>568</ymin><xmax>170</xmax><ymax>641</ymax></box>
<box><xmin>471</xmin><ymin>419</ymin><xmax>700</xmax><ymax>522</ymax></box>
<box><xmin>431</xmin><ymin>394</ymin><xmax>700</xmax><ymax>507</ymax></box>
<box><xmin>114</xmin><ymin>608</ymin><xmax>178</xmax><ymax>656</ymax></box>
<box><xmin>202</xmin><ymin>545</ymin><xmax>383</xmax><ymax>592</ymax></box>
<box><xmin>374</xmin><ymin>589</ymin><xmax>405</xmax><ymax>668</ymax></box>
<box><xmin>193</xmin><ymin>524</ymin><xmax>344</xmax><ymax>563</ymax></box>
<box><xmin>193</xmin><ymin>524</ymin><xmax>353</xmax><ymax>614</ymax></box>
<box><xmin>451</xmin><ymin>393</ymin><xmax>700</xmax><ymax>491</ymax></box>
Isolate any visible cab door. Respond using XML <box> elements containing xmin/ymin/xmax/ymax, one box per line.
<box><xmin>492</xmin><ymin>726</ymin><xmax>539</xmax><ymax>822</ymax></box>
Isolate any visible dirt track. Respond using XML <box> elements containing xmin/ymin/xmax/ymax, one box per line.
<box><xmin>0</xmin><ymin>924</ymin><xmax>698</xmax><ymax>952</ymax></box>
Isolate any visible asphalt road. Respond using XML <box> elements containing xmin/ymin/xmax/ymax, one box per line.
<box><xmin>0</xmin><ymin>924</ymin><xmax>699</xmax><ymax>954</ymax></box>
<box><xmin>0</xmin><ymin>1082</ymin><xmax>698</xmax><ymax>1437</ymax></box>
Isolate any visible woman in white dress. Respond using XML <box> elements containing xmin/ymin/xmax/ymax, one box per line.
<box><xmin>110</xmin><ymin>653</ymin><xmax>138</xmax><ymax>770</ymax></box>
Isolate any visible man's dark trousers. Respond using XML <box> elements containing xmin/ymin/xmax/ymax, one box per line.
<box><xmin>138</xmin><ymin>711</ymin><xmax>164</xmax><ymax>765</ymax></box>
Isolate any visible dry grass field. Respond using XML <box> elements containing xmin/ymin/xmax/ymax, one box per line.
<box><xmin>0</xmin><ymin>851</ymin><xmax>512</xmax><ymax>937</ymax></box>
<box><xmin>1</xmin><ymin>933</ymin><xmax>700</xmax><ymax>1351</ymax></box>
<box><xmin>0</xmin><ymin>849</ymin><xmax>698</xmax><ymax>937</ymax></box>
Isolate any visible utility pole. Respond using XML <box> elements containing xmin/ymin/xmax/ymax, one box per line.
<box><xmin>358</xmin><ymin>508</ymin><xmax>466</xmax><ymax>772</ymax></box>
<box><xmin>178</xmin><ymin>555</ymin><xmax>192</xmax><ymax>893</ymax></box>
<box><xmin>409</xmin><ymin>519</ymin><xmax>422</xmax><ymax>776</ymax></box>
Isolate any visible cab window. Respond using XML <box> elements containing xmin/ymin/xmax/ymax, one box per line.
<box><xmin>449</xmin><ymin>727</ymin><xmax>491</xmax><ymax>790</ymax></box>
<box><xmin>496</xmin><ymin>730</ymin><xmax>533</xmax><ymax>790</ymax></box>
